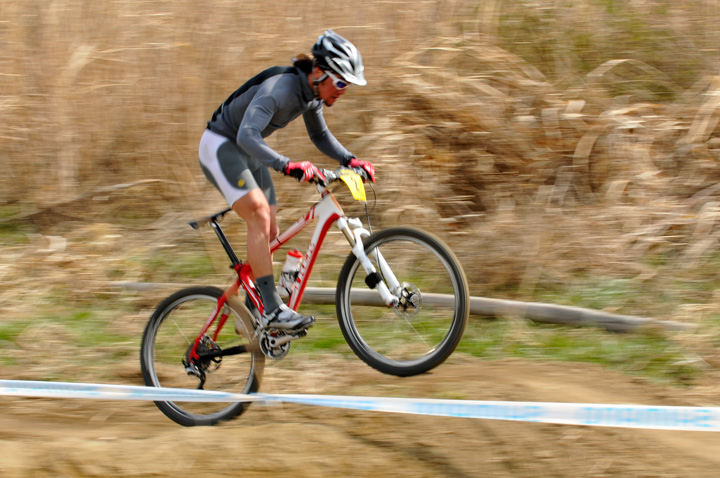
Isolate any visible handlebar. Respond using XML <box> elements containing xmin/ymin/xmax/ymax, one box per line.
<box><xmin>313</xmin><ymin>166</ymin><xmax>370</xmax><ymax>188</ymax></box>
<box><xmin>188</xmin><ymin>166</ymin><xmax>371</xmax><ymax>231</ymax></box>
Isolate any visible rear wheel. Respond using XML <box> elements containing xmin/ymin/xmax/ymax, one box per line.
<box><xmin>140</xmin><ymin>286</ymin><xmax>264</xmax><ymax>426</ymax></box>
<box><xmin>336</xmin><ymin>227</ymin><xmax>469</xmax><ymax>376</ymax></box>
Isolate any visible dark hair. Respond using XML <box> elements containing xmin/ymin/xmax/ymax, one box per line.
<box><xmin>292</xmin><ymin>53</ymin><xmax>314</xmax><ymax>74</ymax></box>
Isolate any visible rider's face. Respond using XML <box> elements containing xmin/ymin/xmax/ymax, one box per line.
<box><xmin>314</xmin><ymin>67</ymin><xmax>347</xmax><ymax>107</ymax></box>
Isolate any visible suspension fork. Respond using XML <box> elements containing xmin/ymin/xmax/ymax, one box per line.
<box><xmin>337</xmin><ymin>217</ymin><xmax>400</xmax><ymax>306</ymax></box>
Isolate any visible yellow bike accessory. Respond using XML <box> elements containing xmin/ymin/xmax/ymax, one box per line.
<box><xmin>339</xmin><ymin>168</ymin><xmax>367</xmax><ymax>202</ymax></box>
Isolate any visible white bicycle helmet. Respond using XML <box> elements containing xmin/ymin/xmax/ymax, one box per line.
<box><xmin>312</xmin><ymin>30</ymin><xmax>366</xmax><ymax>86</ymax></box>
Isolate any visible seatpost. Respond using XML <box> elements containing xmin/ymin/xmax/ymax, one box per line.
<box><xmin>211</xmin><ymin>220</ymin><xmax>241</xmax><ymax>267</ymax></box>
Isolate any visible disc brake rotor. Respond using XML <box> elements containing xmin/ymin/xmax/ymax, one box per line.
<box><xmin>182</xmin><ymin>335</ymin><xmax>221</xmax><ymax>388</ymax></box>
<box><xmin>394</xmin><ymin>283</ymin><xmax>422</xmax><ymax>319</ymax></box>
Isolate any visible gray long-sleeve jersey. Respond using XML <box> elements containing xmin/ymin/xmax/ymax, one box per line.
<box><xmin>206</xmin><ymin>66</ymin><xmax>355</xmax><ymax>172</ymax></box>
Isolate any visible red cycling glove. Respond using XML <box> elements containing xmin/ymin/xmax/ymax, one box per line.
<box><xmin>283</xmin><ymin>161</ymin><xmax>325</xmax><ymax>183</ymax></box>
<box><xmin>347</xmin><ymin>158</ymin><xmax>376</xmax><ymax>183</ymax></box>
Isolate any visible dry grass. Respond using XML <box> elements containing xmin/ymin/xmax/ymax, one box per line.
<box><xmin>2</xmin><ymin>1</ymin><xmax>720</xmax><ymax>335</ymax></box>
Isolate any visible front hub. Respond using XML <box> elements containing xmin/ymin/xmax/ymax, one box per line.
<box><xmin>394</xmin><ymin>283</ymin><xmax>422</xmax><ymax>319</ymax></box>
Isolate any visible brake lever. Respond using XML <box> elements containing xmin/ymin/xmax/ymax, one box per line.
<box><xmin>311</xmin><ymin>168</ymin><xmax>330</xmax><ymax>188</ymax></box>
<box><xmin>351</xmin><ymin>167</ymin><xmax>369</xmax><ymax>182</ymax></box>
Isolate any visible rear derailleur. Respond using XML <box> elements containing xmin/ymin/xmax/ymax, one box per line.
<box><xmin>183</xmin><ymin>335</ymin><xmax>222</xmax><ymax>389</ymax></box>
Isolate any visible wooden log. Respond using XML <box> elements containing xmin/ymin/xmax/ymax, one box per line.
<box><xmin>113</xmin><ymin>282</ymin><xmax>693</xmax><ymax>333</ymax></box>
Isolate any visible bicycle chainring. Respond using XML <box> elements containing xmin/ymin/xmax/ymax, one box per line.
<box><xmin>259</xmin><ymin>330</ymin><xmax>292</xmax><ymax>361</ymax></box>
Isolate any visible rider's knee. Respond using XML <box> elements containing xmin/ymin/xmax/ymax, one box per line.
<box><xmin>239</xmin><ymin>199</ymin><xmax>272</xmax><ymax>235</ymax></box>
<box><xmin>252</xmin><ymin>206</ymin><xmax>273</xmax><ymax>233</ymax></box>
<box><xmin>234</xmin><ymin>189</ymin><xmax>268</xmax><ymax>216</ymax></box>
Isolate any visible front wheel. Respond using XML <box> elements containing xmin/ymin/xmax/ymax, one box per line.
<box><xmin>336</xmin><ymin>227</ymin><xmax>469</xmax><ymax>376</ymax></box>
<box><xmin>140</xmin><ymin>286</ymin><xmax>264</xmax><ymax>426</ymax></box>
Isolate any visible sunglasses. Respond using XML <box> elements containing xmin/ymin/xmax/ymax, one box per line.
<box><xmin>324</xmin><ymin>70</ymin><xmax>349</xmax><ymax>91</ymax></box>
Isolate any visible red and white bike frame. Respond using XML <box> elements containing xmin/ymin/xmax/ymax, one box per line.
<box><xmin>187</xmin><ymin>169</ymin><xmax>401</xmax><ymax>363</ymax></box>
<box><xmin>239</xmin><ymin>186</ymin><xmax>400</xmax><ymax>316</ymax></box>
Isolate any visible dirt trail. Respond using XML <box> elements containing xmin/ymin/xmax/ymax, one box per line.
<box><xmin>1</xmin><ymin>357</ymin><xmax>719</xmax><ymax>477</ymax></box>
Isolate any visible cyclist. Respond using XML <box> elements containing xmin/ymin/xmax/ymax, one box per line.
<box><xmin>199</xmin><ymin>30</ymin><xmax>375</xmax><ymax>333</ymax></box>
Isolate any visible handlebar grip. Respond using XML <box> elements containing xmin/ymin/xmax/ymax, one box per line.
<box><xmin>287</xmin><ymin>168</ymin><xmax>305</xmax><ymax>181</ymax></box>
<box><xmin>308</xmin><ymin>166</ymin><xmax>369</xmax><ymax>188</ymax></box>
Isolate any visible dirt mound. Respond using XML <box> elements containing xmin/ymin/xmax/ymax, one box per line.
<box><xmin>1</xmin><ymin>357</ymin><xmax>718</xmax><ymax>477</ymax></box>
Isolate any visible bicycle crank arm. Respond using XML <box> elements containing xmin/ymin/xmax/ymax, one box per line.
<box><xmin>266</xmin><ymin>334</ymin><xmax>295</xmax><ymax>348</ymax></box>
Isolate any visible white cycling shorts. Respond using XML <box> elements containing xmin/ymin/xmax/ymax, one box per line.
<box><xmin>198</xmin><ymin>128</ymin><xmax>277</xmax><ymax>207</ymax></box>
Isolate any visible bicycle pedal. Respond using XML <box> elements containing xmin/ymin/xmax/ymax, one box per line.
<box><xmin>264</xmin><ymin>328</ymin><xmax>307</xmax><ymax>338</ymax></box>
<box><xmin>263</xmin><ymin>323</ymin><xmax>311</xmax><ymax>334</ymax></box>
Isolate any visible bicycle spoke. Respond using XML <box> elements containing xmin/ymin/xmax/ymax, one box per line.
<box><xmin>337</xmin><ymin>228</ymin><xmax>468</xmax><ymax>376</ymax></box>
<box><xmin>141</xmin><ymin>287</ymin><xmax>264</xmax><ymax>426</ymax></box>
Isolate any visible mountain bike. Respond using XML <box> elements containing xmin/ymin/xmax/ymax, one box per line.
<box><xmin>140</xmin><ymin>166</ymin><xmax>469</xmax><ymax>426</ymax></box>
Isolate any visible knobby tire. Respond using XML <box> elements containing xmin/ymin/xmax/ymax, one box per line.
<box><xmin>336</xmin><ymin>227</ymin><xmax>469</xmax><ymax>376</ymax></box>
<box><xmin>140</xmin><ymin>286</ymin><xmax>264</xmax><ymax>426</ymax></box>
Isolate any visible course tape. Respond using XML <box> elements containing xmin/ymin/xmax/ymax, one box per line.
<box><xmin>1</xmin><ymin>380</ymin><xmax>718</xmax><ymax>432</ymax></box>
<box><xmin>0</xmin><ymin>380</ymin><xmax>261</xmax><ymax>403</ymax></box>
